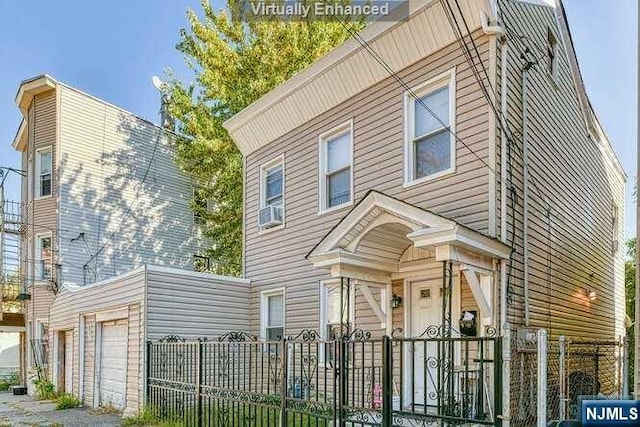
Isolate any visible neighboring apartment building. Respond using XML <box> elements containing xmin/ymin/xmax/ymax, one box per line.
<box><xmin>11</xmin><ymin>75</ymin><xmax>208</xmax><ymax>391</ymax></box>
<box><xmin>224</xmin><ymin>0</ymin><xmax>626</xmax><ymax>420</ymax></box>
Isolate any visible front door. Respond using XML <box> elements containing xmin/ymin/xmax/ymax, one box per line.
<box><xmin>410</xmin><ymin>280</ymin><xmax>442</xmax><ymax>410</ymax></box>
<box><xmin>64</xmin><ymin>330</ymin><xmax>73</xmax><ymax>394</ymax></box>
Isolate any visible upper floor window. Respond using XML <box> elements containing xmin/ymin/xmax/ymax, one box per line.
<box><xmin>193</xmin><ymin>187</ymin><xmax>209</xmax><ymax>225</ymax></box>
<box><xmin>405</xmin><ymin>69</ymin><xmax>456</xmax><ymax>185</ymax></box>
<box><xmin>35</xmin><ymin>233</ymin><xmax>52</xmax><ymax>281</ymax></box>
<box><xmin>319</xmin><ymin>121</ymin><xmax>353</xmax><ymax>212</ymax></box>
<box><xmin>193</xmin><ymin>254</ymin><xmax>210</xmax><ymax>272</ymax></box>
<box><xmin>611</xmin><ymin>203</ymin><xmax>620</xmax><ymax>254</ymax></box>
<box><xmin>261</xmin><ymin>289</ymin><xmax>284</xmax><ymax>341</ymax></box>
<box><xmin>547</xmin><ymin>28</ymin><xmax>558</xmax><ymax>80</ymax></box>
<box><xmin>259</xmin><ymin>156</ymin><xmax>284</xmax><ymax>229</ymax></box>
<box><xmin>36</xmin><ymin>148</ymin><xmax>52</xmax><ymax>198</ymax></box>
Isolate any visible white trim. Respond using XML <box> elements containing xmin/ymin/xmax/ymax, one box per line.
<box><xmin>318</xmin><ymin>119</ymin><xmax>354</xmax><ymax>214</ymax></box>
<box><xmin>258</xmin><ymin>154</ymin><xmax>286</xmax><ymax>231</ymax></box>
<box><xmin>403</xmin><ymin>68</ymin><xmax>456</xmax><ymax>187</ymax></box>
<box><xmin>95</xmin><ymin>307</ymin><xmax>129</xmax><ymax>323</ymax></box>
<box><xmin>78</xmin><ymin>316</ymin><xmax>85</xmax><ymax>399</ymax></box>
<box><xmin>260</xmin><ymin>288</ymin><xmax>285</xmax><ymax>340</ymax></box>
<box><xmin>34</xmin><ymin>146</ymin><xmax>53</xmax><ymax>199</ymax></box>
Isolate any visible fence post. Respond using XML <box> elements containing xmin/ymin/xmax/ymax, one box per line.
<box><xmin>502</xmin><ymin>326</ymin><xmax>511</xmax><ymax>427</ymax></box>
<box><xmin>559</xmin><ymin>336</ymin><xmax>566</xmax><ymax>421</ymax></box>
<box><xmin>622</xmin><ymin>335</ymin><xmax>629</xmax><ymax>397</ymax></box>
<box><xmin>146</xmin><ymin>341</ymin><xmax>151</xmax><ymax>410</ymax></box>
<box><xmin>537</xmin><ymin>329</ymin><xmax>548</xmax><ymax>427</ymax></box>
<box><xmin>494</xmin><ymin>335</ymin><xmax>503</xmax><ymax>427</ymax></box>
<box><xmin>382</xmin><ymin>335</ymin><xmax>392</xmax><ymax>427</ymax></box>
<box><xmin>196</xmin><ymin>339</ymin><xmax>202</xmax><ymax>427</ymax></box>
<box><xmin>280</xmin><ymin>338</ymin><xmax>288</xmax><ymax>427</ymax></box>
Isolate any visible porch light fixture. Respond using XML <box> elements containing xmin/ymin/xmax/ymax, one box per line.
<box><xmin>586</xmin><ymin>289</ymin><xmax>597</xmax><ymax>301</ymax></box>
<box><xmin>391</xmin><ymin>294</ymin><xmax>403</xmax><ymax>309</ymax></box>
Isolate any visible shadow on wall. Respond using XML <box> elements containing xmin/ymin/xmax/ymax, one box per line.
<box><xmin>57</xmin><ymin>108</ymin><xmax>202</xmax><ymax>286</ymax></box>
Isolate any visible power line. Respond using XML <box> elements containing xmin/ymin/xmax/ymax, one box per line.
<box><xmin>82</xmin><ymin>126</ymin><xmax>164</xmax><ymax>270</ymax></box>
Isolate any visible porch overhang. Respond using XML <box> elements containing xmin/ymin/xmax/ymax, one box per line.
<box><xmin>307</xmin><ymin>191</ymin><xmax>510</xmax><ymax>280</ymax></box>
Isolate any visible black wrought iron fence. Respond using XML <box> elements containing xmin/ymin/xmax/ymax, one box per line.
<box><xmin>146</xmin><ymin>330</ymin><xmax>503</xmax><ymax>426</ymax></box>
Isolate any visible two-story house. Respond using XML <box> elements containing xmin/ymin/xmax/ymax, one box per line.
<box><xmin>223</xmin><ymin>0</ymin><xmax>626</xmax><ymax>422</ymax></box>
<box><xmin>9</xmin><ymin>75</ymin><xmax>247</xmax><ymax>407</ymax></box>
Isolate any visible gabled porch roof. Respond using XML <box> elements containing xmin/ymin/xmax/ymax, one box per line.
<box><xmin>307</xmin><ymin>191</ymin><xmax>510</xmax><ymax>281</ymax></box>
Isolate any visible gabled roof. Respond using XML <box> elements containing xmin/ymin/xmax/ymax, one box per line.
<box><xmin>223</xmin><ymin>0</ymin><xmax>493</xmax><ymax>156</ymax></box>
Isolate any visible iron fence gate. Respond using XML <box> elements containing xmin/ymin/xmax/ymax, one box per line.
<box><xmin>146</xmin><ymin>329</ymin><xmax>503</xmax><ymax>426</ymax></box>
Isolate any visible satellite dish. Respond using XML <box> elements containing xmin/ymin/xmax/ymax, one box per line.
<box><xmin>152</xmin><ymin>75</ymin><xmax>165</xmax><ymax>91</ymax></box>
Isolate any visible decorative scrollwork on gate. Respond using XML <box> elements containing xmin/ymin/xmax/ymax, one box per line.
<box><xmin>344</xmin><ymin>328</ymin><xmax>372</xmax><ymax>341</ymax></box>
<box><xmin>158</xmin><ymin>334</ymin><xmax>185</xmax><ymax>343</ymax></box>
<box><xmin>287</xmin><ymin>329</ymin><xmax>319</xmax><ymax>342</ymax></box>
<box><xmin>217</xmin><ymin>331</ymin><xmax>257</xmax><ymax>342</ymax></box>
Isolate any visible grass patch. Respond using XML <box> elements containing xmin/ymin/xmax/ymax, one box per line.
<box><xmin>122</xmin><ymin>408</ymin><xmax>182</xmax><ymax>426</ymax></box>
<box><xmin>33</xmin><ymin>377</ymin><xmax>58</xmax><ymax>400</ymax></box>
<box><xmin>55</xmin><ymin>393</ymin><xmax>82</xmax><ymax>410</ymax></box>
<box><xmin>90</xmin><ymin>404</ymin><xmax>121</xmax><ymax>415</ymax></box>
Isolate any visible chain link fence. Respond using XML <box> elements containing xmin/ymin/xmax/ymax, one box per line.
<box><xmin>510</xmin><ymin>329</ymin><xmax>628</xmax><ymax>426</ymax></box>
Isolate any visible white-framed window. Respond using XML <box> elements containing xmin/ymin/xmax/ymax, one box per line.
<box><xmin>318</xmin><ymin>121</ymin><xmax>353</xmax><ymax>213</ymax></box>
<box><xmin>404</xmin><ymin>69</ymin><xmax>456</xmax><ymax>185</ymax></box>
<box><xmin>35</xmin><ymin>147</ymin><xmax>52</xmax><ymax>198</ymax></box>
<box><xmin>260</xmin><ymin>288</ymin><xmax>284</xmax><ymax>341</ymax></box>
<box><xmin>547</xmin><ymin>27</ymin><xmax>558</xmax><ymax>80</ymax></box>
<box><xmin>35</xmin><ymin>233</ymin><xmax>53</xmax><ymax>281</ymax></box>
<box><xmin>259</xmin><ymin>156</ymin><xmax>285</xmax><ymax>230</ymax></box>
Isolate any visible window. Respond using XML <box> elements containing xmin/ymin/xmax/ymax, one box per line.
<box><xmin>259</xmin><ymin>157</ymin><xmax>285</xmax><ymax>229</ymax></box>
<box><xmin>319</xmin><ymin>122</ymin><xmax>353</xmax><ymax>212</ymax></box>
<box><xmin>36</xmin><ymin>148</ymin><xmax>52</xmax><ymax>198</ymax></box>
<box><xmin>405</xmin><ymin>70</ymin><xmax>456</xmax><ymax>184</ymax></box>
<box><xmin>320</xmin><ymin>281</ymin><xmax>354</xmax><ymax>340</ymax></box>
<box><xmin>193</xmin><ymin>187</ymin><xmax>209</xmax><ymax>225</ymax></box>
<box><xmin>193</xmin><ymin>255</ymin><xmax>210</xmax><ymax>272</ymax></box>
<box><xmin>35</xmin><ymin>234</ymin><xmax>52</xmax><ymax>281</ymax></box>
<box><xmin>261</xmin><ymin>289</ymin><xmax>284</xmax><ymax>341</ymax></box>
<box><xmin>612</xmin><ymin>204</ymin><xmax>620</xmax><ymax>254</ymax></box>
<box><xmin>547</xmin><ymin>28</ymin><xmax>558</xmax><ymax>80</ymax></box>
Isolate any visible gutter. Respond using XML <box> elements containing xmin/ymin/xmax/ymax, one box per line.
<box><xmin>522</xmin><ymin>61</ymin><xmax>534</xmax><ymax>327</ymax></box>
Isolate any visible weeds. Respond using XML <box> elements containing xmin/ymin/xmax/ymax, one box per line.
<box><xmin>55</xmin><ymin>393</ymin><xmax>82</xmax><ymax>410</ymax></box>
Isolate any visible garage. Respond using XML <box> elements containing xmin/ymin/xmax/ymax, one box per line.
<box><xmin>98</xmin><ymin>319</ymin><xmax>128</xmax><ymax>409</ymax></box>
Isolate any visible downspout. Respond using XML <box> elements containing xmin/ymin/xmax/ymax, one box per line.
<box><xmin>499</xmin><ymin>41</ymin><xmax>509</xmax><ymax>331</ymax></box>
<box><xmin>481</xmin><ymin>10</ymin><xmax>508</xmax><ymax>331</ymax></box>
<box><xmin>522</xmin><ymin>61</ymin><xmax>533</xmax><ymax>327</ymax></box>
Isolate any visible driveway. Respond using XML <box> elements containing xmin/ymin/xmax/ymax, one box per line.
<box><xmin>0</xmin><ymin>392</ymin><xmax>123</xmax><ymax>426</ymax></box>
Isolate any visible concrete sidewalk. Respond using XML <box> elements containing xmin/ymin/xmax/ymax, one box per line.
<box><xmin>0</xmin><ymin>392</ymin><xmax>123</xmax><ymax>426</ymax></box>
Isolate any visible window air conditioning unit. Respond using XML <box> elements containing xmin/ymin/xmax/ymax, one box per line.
<box><xmin>259</xmin><ymin>205</ymin><xmax>283</xmax><ymax>228</ymax></box>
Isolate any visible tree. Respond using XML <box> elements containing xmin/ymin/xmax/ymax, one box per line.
<box><xmin>167</xmin><ymin>0</ymin><xmax>359</xmax><ymax>276</ymax></box>
<box><xmin>625</xmin><ymin>238</ymin><xmax>636</xmax><ymax>391</ymax></box>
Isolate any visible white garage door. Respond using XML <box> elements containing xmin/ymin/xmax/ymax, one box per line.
<box><xmin>99</xmin><ymin>320</ymin><xmax>128</xmax><ymax>409</ymax></box>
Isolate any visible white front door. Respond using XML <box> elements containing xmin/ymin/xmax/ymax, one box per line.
<box><xmin>99</xmin><ymin>320</ymin><xmax>128</xmax><ymax>409</ymax></box>
<box><xmin>410</xmin><ymin>280</ymin><xmax>442</xmax><ymax>409</ymax></box>
<box><xmin>64</xmin><ymin>330</ymin><xmax>73</xmax><ymax>394</ymax></box>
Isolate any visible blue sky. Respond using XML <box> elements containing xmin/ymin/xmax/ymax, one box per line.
<box><xmin>0</xmin><ymin>0</ymin><xmax>636</xmax><ymax>239</ymax></box>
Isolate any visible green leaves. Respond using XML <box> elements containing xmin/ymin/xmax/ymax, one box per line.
<box><xmin>168</xmin><ymin>0</ymin><xmax>357</xmax><ymax>276</ymax></box>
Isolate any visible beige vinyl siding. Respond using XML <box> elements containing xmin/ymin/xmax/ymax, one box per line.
<box><xmin>83</xmin><ymin>314</ymin><xmax>96</xmax><ymax>405</ymax></box>
<box><xmin>499</xmin><ymin>2</ymin><xmax>626</xmax><ymax>339</ymax></box>
<box><xmin>57</xmin><ymin>86</ymin><xmax>205</xmax><ymax>287</ymax></box>
<box><xmin>146</xmin><ymin>267</ymin><xmax>250</xmax><ymax>340</ymax></box>
<box><xmin>244</xmin><ymin>34</ymin><xmax>492</xmax><ymax>337</ymax></box>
